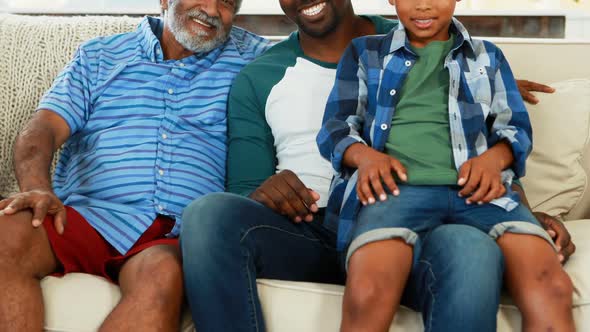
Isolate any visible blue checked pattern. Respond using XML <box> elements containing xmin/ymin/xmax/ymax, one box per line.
<box><xmin>38</xmin><ymin>17</ymin><xmax>271</xmax><ymax>254</ymax></box>
<box><xmin>317</xmin><ymin>18</ymin><xmax>532</xmax><ymax>250</ymax></box>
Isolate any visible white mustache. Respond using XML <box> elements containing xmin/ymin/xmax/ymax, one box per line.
<box><xmin>187</xmin><ymin>10</ymin><xmax>222</xmax><ymax>30</ymax></box>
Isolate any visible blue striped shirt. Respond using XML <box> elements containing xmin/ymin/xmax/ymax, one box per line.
<box><xmin>317</xmin><ymin>18</ymin><xmax>532</xmax><ymax>250</ymax></box>
<box><xmin>38</xmin><ymin>17</ymin><xmax>271</xmax><ymax>254</ymax></box>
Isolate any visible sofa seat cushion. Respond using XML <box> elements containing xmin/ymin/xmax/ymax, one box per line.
<box><xmin>41</xmin><ymin>220</ymin><xmax>590</xmax><ymax>332</ymax></box>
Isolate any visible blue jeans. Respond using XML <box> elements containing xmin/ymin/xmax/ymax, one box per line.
<box><xmin>181</xmin><ymin>192</ymin><xmax>504</xmax><ymax>332</ymax></box>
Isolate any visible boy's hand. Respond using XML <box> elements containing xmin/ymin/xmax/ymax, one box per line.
<box><xmin>457</xmin><ymin>154</ymin><xmax>506</xmax><ymax>205</ymax></box>
<box><xmin>458</xmin><ymin>141</ymin><xmax>514</xmax><ymax>204</ymax></box>
<box><xmin>346</xmin><ymin>144</ymin><xmax>407</xmax><ymax>206</ymax></box>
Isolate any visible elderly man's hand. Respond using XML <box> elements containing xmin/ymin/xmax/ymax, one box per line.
<box><xmin>0</xmin><ymin>189</ymin><xmax>67</xmax><ymax>234</ymax></box>
<box><xmin>516</xmin><ymin>79</ymin><xmax>555</xmax><ymax>105</ymax></box>
<box><xmin>533</xmin><ymin>212</ymin><xmax>576</xmax><ymax>264</ymax></box>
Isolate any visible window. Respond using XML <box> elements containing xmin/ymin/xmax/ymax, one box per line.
<box><xmin>0</xmin><ymin>0</ymin><xmax>160</xmax><ymax>14</ymax></box>
<box><xmin>0</xmin><ymin>0</ymin><xmax>440</xmax><ymax>15</ymax></box>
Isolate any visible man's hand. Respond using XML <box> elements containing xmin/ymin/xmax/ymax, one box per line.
<box><xmin>249</xmin><ymin>170</ymin><xmax>319</xmax><ymax>223</ymax></box>
<box><xmin>533</xmin><ymin>212</ymin><xmax>576</xmax><ymax>264</ymax></box>
<box><xmin>354</xmin><ymin>147</ymin><xmax>407</xmax><ymax>206</ymax></box>
<box><xmin>0</xmin><ymin>189</ymin><xmax>67</xmax><ymax>234</ymax></box>
<box><xmin>516</xmin><ymin>79</ymin><xmax>555</xmax><ymax>105</ymax></box>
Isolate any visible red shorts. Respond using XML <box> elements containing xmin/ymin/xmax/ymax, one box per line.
<box><xmin>43</xmin><ymin>206</ymin><xmax>178</xmax><ymax>283</ymax></box>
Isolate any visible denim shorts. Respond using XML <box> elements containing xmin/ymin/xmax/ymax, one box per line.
<box><xmin>346</xmin><ymin>185</ymin><xmax>554</xmax><ymax>267</ymax></box>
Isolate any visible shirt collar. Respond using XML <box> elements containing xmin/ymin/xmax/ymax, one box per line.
<box><xmin>137</xmin><ymin>16</ymin><xmax>165</xmax><ymax>63</ymax></box>
<box><xmin>385</xmin><ymin>17</ymin><xmax>475</xmax><ymax>57</ymax></box>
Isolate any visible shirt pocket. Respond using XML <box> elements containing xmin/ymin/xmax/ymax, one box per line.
<box><xmin>464</xmin><ymin>66</ymin><xmax>492</xmax><ymax>106</ymax></box>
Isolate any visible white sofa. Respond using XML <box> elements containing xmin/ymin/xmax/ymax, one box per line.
<box><xmin>0</xmin><ymin>14</ymin><xmax>589</xmax><ymax>332</ymax></box>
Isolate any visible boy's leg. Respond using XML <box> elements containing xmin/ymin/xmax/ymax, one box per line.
<box><xmin>454</xmin><ymin>197</ymin><xmax>574</xmax><ymax>332</ymax></box>
<box><xmin>181</xmin><ymin>193</ymin><xmax>343</xmax><ymax>332</ymax></box>
<box><xmin>402</xmin><ymin>224</ymin><xmax>504</xmax><ymax>332</ymax></box>
<box><xmin>342</xmin><ymin>239</ymin><xmax>413</xmax><ymax>332</ymax></box>
<box><xmin>341</xmin><ymin>185</ymin><xmax>444</xmax><ymax>331</ymax></box>
<box><xmin>497</xmin><ymin>234</ymin><xmax>574</xmax><ymax>332</ymax></box>
<box><xmin>0</xmin><ymin>210</ymin><xmax>59</xmax><ymax>331</ymax></box>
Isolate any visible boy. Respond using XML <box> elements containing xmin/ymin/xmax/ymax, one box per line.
<box><xmin>317</xmin><ymin>0</ymin><xmax>575</xmax><ymax>331</ymax></box>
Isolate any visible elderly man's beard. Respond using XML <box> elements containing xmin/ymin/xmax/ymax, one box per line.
<box><xmin>166</xmin><ymin>2</ymin><xmax>230</xmax><ymax>54</ymax></box>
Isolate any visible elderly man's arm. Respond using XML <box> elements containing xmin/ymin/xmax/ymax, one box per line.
<box><xmin>512</xmin><ymin>183</ymin><xmax>576</xmax><ymax>263</ymax></box>
<box><xmin>0</xmin><ymin>110</ymin><xmax>70</xmax><ymax>233</ymax></box>
<box><xmin>516</xmin><ymin>79</ymin><xmax>555</xmax><ymax>105</ymax></box>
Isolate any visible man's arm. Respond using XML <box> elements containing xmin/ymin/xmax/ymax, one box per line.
<box><xmin>0</xmin><ymin>110</ymin><xmax>70</xmax><ymax>233</ymax></box>
<box><xmin>516</xmin><ymin>79</ymin><xmax>555</xmax><ymax>105</ymax></box>
<box><xmin>227</xmin><ymin>71</ymin><xmax>319</xmax><ymax>223</ymax></box>
<box><xmin>0</xmin><ymin>45</ymin><xmax>92</xmax><ymax>233</ymax></box>
<box><xmin>512</xmin><ymin>183</ymin><xmax>576</xmax><ymax>263</ymax></box>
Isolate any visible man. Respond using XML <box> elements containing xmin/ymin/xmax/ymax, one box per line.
<box><xmin>0</xmin><ymin>0</ymin><xmax>269</xmax><ymax>331</ymax></box>
<box><xmin>181</xmin><ymin>0</ymin><xmax>575</xmax><ymax>331</ymax></box>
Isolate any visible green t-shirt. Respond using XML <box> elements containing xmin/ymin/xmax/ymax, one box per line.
<box><xmin>385</xmin><ymin>35</ymin><xmax>458</xmax><ymax>185</ymax></box>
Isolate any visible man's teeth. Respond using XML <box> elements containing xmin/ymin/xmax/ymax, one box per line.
<box><xmin>301</xmin><ymin>2</ymin><xmax>326</xmax><ymax>16</ymax></box>
<box><xmin>193</xmin><ymin>18</ymin><xmax>212</xmax><ymax>28</ymax></box>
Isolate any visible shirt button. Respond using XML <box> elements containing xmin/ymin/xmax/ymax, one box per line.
<box><xmin>168</xmin><ymin>89</ymin><xmax>174</xmax><ymax>95</ymax></box>
<box><xmin>381</xmin><ymin>123</ymin><xmax>388</xmax><ymax>130</ymax></box>
<box><xmin>162</xmin><ymin>133</ymin><xmax>168</xmax><ymax>139</ymax></box>
<box><xmin>158</xmin><ymin>205</ymin><xmax>164</xmax><ymax>211</ymax></box>
<box><xmin>158</xmin><ymin>169</ymin><xmax>164</xmax><ymax>176</ymax></box>
<box><xmin>389</xmin><ymin>89</ymin><xmax>397</xmax><ymax>96</ymax></box>
<box><xmin>405</xmin><ymin>60</ymin><xmax>412</xmax><ymax>67</ymax></box>
<box><xmin>178</xmin><ymin>63</ymin><xmax>185</xmax><ymax>67</ymax></box>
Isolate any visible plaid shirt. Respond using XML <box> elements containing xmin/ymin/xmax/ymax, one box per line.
<box><xmin>317</xmin><ymin>18</ymin><xmax>532</xmax><ymax>250</ymax></box>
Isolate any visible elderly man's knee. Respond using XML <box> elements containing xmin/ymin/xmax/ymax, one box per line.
<box><xmin>0</xmin><ymin>213</ymin><xmax>40</xmax><ymax>268</ymax></box>
<box><xmin>136</xmin><ymin>248</ymin><xmax>182</xmax><ymax>288</ymax></box>
<box><xmin>124</xmin><ymin>247</ymin><xmax>183</xmax><ymax>308</ymax></box>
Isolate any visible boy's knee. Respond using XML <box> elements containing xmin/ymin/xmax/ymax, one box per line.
<box><xmin>540</xmin><ymin>270</ymin><xmax>574</xmax><ymax>304</ymax></box>
<box><xmin>345</xmin><ymin>274</ymin><xmax>394</xmax><ymax>316</ymax></box>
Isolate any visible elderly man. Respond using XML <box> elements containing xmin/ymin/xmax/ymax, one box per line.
<box><xmin>180</xmin><ymin>0</ymin><xmax>575</xmax><ymax>331</ymax></box>
<box><xmin>0</xmin><ymin>0</ymin><xmax>269</xmax><ymax>331</ymax></box>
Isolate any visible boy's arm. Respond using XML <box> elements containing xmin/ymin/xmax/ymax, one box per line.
<box><xmin>227</xmin><ymin>72</ymin><xmax>319</xmax><ymax>223</ymax></box>
<box><xmin>317</xmin><ymin>41</ymin><xmax>408</xmax><ymax>205</ymax></box>
<box><xmin>316</xmin><ymin>41</ymin><xmax>369</xmax><ymax>176</ymax></box>
<box><xmin>488</xmin><ymin>46</ymin><xmax>533</xmax><ymax>178</ymax></box>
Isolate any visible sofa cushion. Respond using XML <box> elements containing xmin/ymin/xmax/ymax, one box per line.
<box><xmin>40</xmin><ymin>219</ymin><xmax>590</xmax><ymax>332</ymax></box>
<box><xmin>520</xmin><ymin>79</ymin><xmax>590</xmax><ymax>220</ymax></box>
<box><xmin>0</xmin><ymin>14</ymin><xmax>139</xmax><ymax>197</ymax></box>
